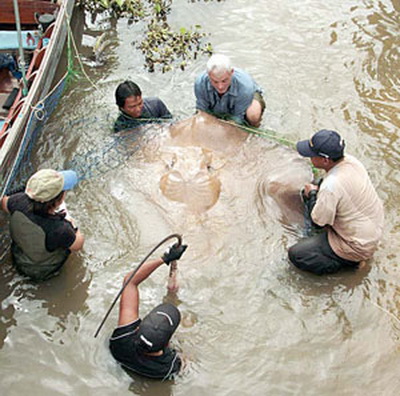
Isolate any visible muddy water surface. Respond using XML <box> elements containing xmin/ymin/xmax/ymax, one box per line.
<box><xmin>1</xmin><ymin>1</ymin><xmax>399</xmax><ymax>395</ymax></box>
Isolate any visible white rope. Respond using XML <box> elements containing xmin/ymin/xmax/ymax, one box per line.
<box><xmin>29</xmin><ymin>72</ymin><xmax>67</xmax><ymax>120</ymax></box>
<box><xmin>64</xmin><ymin>9</ymin><xmax>99</xmax><ymax>91</ymax></box>
<box><xmin>367</xmin><ymin>297</ymin><xmax>400</xmax><ymax>325</ymax></box>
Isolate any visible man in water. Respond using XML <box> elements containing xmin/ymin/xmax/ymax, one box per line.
<box><xmin>1</xmin><ymin>169</ymin><xmax>84</xmax><ymax>281</ymax></box>
<box><xmin>288</xmin><ymin>129</ymin><xmax>384</xmax><ymax>275</ymax></box>
<box><xmin>194</xmin><ymin>54</ymin><xmax>265</xmax><ymax>127</ymax></box>
<box><xmin>114</xmin><ymin>80</ymin><xmax>172</xmax><ymax>132</ymax></box>
<box><xmin>109</xmin><ymin>243</ymin><xmax>187</xmax><ymax>380</ymax></box>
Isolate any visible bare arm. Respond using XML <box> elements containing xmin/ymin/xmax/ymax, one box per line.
<box><xmin>1</xmin><ymin>196</ymin><xmax>9</xmax><ymax>213</ymax></box>
<box><xmin>118</xmin><ymin>258</ymin><xmax>165</xmax><ymax>326</ymax></box>
<box><xmin>69</xmin><ymin>229</ymin><xmax>84</xmax><ymax>251</ymax></box>
<box><xmin>118</xmin><ymin>244</ymin><xmax>187</xmax><ymax>326</ymax></box>
<box><xmin>167</xmin><ymin>261</ymin><xmax>179</xmax><ymax>293</ymax></box>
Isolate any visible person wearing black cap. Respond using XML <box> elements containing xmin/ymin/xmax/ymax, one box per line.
<box><xmin>0</xmin><ymin>169</ymin><xmax>84</xmax><ymax>281</ymax></box>
<box><xmin>109</xmin><ymin>243</ymin><xmax>187</xmax><ymax>380</ymax></box>
<box><xmin>288</xmin><ymin>129</ymin><xmax>384</xmax><ymax>275</ymax></box>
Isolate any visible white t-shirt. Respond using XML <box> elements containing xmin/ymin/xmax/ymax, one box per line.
<box><xmin>311</xmin><ymin>155</ymin><xmax>384</xmax><ymax>261</ymax></box>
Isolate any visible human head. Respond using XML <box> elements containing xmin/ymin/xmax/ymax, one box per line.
<box><xmin>207</xmin><ymin>54</ymin><xmax>234</xmax><ymax>95</ymax></box>
<box><xmin>26</xmin><ymin>169</ymin><xmax>78</xmax><ymax>203</ymax></box>
<box><xmin>296</xmin><ymin>129</ymin><xmax>345</xmax><ymax>161</ymax></box>
<box><xmin>137</xmin><ymin>303</ymin><xmax>181</xmax><ymax>353</ymax></box>
<box><xmin>115</xmin><ymin>80</ymin><xmax>144</xmax><ymax>118</ymax></box>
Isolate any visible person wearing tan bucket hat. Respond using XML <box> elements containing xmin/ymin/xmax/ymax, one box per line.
<box><xmin>1</xmin><ymin>169</ymin><xmax>84</xmax><ymax>281</ymax></box>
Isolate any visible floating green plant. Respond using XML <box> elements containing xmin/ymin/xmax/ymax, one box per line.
<box><xmin>77</xmin><ymin>0</ymin><xmax>214</xmax><ymax>71</ymax></box>
<box><xmin>77</xmin><ymin>0</ymin><xmax>146</xmax><ymax>20</ymax></box>
<box><xmin>139</xmin><ymin>20</ymin><xmax>212</xmax><ymax>72</ymax></box>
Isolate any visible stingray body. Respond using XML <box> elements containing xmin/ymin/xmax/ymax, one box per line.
<box><xmin>169</xmin><ymin>111</ymin><xmax>248</xmax><ymax>152</ymax></box>
<box><xmin>156</xmin><ymin>111</ymin><xmax>312</xmax><ymax>227</ymax></box>
<box><xmin>159</xmin><ymin>146</ymin><xmax>221</xmax><ymax>212</ymax></box>
<box><xmin>255</xmin><ymin>155</ymin><xmax>312</xmax><ymax>227</ymax></box>
<box><xmin>159</xmin><ymin>112</ymin><xmax>248</xmax><ymax>213</ymax></box>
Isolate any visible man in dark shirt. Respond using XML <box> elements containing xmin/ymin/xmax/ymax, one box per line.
<box><xmin>114</xmin><ymin>80</ymin><xmax>172</xmax><ymax>132</ymax></box>
<box><xmin>109</xmin><ymin>243</ymin><xmax>187</xmax><ymax>380</ymax></box>
<box><xmin>1</xmin><ymin>169</ymin><xmax>84</xmax><ymax>281</ymax></box>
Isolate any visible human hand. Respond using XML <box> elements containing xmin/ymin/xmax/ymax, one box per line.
<box><xmin>303</xmin><ymin>183</ymin><xmax>319</xmax><ymax>198</ymax></box>
<box><xmin>162</xmin><ymin>243</ymin><xmax>188</xmax><ymax>265</ymax></box>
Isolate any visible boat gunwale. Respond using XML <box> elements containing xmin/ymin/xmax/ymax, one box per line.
<box><xmin>0</xmin><ymin>0</ymin><xmax>75</xmax><ymax>197</ymax></box>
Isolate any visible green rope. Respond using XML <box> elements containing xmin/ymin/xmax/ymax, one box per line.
<box><xmin>237</xmin><ymin>123</ymin><xmax>296</xmax><ymax>149</ymax></box>
<box><xmin>130</xmin><ymin>117</ymin><xmax>172</xmax><ymax>123</ymax></box>
<box><xmin>66</xmin><ymin>24</ymin><xmax>81</xmax><ymax>85</ymax></box>
<box><xmin>63</xmin><ymin>10</ymin><xmax>98</xmax><ymax>90</ymax></box>
<box><xmin>134</xmin><ymin>111</ymin><xmax>322</xmax><ymax>180</ymax></box>
<box><xmin>217</xmin><ymin>117</ymin><xmax>320</xmax><ymax>179</ymax></box>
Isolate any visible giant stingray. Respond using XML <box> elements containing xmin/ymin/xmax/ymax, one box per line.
<box><xmin>154</xmin><ymin>111</ymin><xmax>313</xmax><ymax>229</ymax></box>
<box><xmin>104</xmin><ymin>112</ymin><xmax>313</xmax><ymax>291</ymax></box>
<box><xmin>158</xmin><ymin>112</ymin><xmax>247</xmax><ymax>213</ymax></box>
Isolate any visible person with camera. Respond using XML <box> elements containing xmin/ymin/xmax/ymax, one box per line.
<box><xmin>1</xmin><ymin>169</ymin><xmax>84</xmax><ymax>281</ymax></box>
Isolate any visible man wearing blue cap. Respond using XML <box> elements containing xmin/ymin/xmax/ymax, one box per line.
<box><xmin>288</xmin><ymin>130</ymin><xmax>384</xmax><ymax>275</ymax></box>
<box><xmin>1</xmin><ymin>169</ymin><xmax>84</xmax><ymax>281</ymax></box>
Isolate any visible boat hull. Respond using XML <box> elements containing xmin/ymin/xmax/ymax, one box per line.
<box><xmin>0</xmin><ymin>0</ymin><xmax>75</xmax><ymax>196</ymax></box>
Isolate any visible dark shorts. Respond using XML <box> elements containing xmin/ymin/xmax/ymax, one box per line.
<box><xmin>288</xmin><ymin>232</ymin><xmax>359</xmax><ymax>275</ymax></box>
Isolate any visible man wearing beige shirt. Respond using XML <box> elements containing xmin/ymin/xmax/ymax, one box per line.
<box><xmin>288</xmin><ymin>129</ymin><xmax>384</xmax><ymax>275</ymax></box>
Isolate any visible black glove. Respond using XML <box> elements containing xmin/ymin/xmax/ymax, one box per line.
<box><xmin>302</xmin><ymin>189</ymin><xmax>324</xmax><ymax>235</ymax></box>
<box><xmin>162</xmin><ymin>243</ymin><xmax>188</xmax><ymax>265</ymax></box>
<box><xmin>302</xmin><ymin>189</ymin><xmax>318</xmax><ymax>216</ymax></box>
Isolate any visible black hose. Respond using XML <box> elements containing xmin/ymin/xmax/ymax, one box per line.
<box><xmin>94</xmin><ymin>233</ymin><xmax>182</xmax><ymax>338</ymax></box>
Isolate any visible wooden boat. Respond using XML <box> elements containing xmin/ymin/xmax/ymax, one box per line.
<box><xmin>0</xmin><ymin>0</ymin><xmax>75</xmax><ymax>196</ymax></box>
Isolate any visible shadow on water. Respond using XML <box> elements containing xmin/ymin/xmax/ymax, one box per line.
<box><xmin>287</xmin><ymin>260</ymin><xmax>372</xmax><ymax>297</ymax></box>
<box><xmin>0</xmin><ymin>242</ymin><xmax>90</xmax><ymax>348</ymax></box>
<box><xmin>26</xmin><ymin>255</ymin><xmax>91</xmax><ymax>319</ymax></box>
<box><xmin>0</xmin><ymin>250</ymin><xmax>16</xmax><ymax>349</ymax></box>
<box><xmin>127</xmin><ymin>373</ymin><xmax>174</xmax><ymax>396</ymax></box>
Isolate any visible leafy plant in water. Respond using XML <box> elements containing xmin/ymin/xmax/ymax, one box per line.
<box><xmin>77</xmin><ymin>0</ymin><xmax>146</xmax><ymax>21</ymax></box>
<box><xmin>77</xmin><ymin>0</ymin><xmax>214</xmax><ymax>72</ymax></box>
<box><xmin>151</xmin><ymin>0</ymin><xmax>172</xmax><ymax>19</ymax></box>
<box><xmin>138</xmin><ymin>19</ymin><xmax>212</xmax><ymax>72</ymax></box>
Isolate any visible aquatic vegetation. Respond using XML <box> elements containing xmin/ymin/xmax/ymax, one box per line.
<box><xmin>139</xmin><ymin>21</ymin><xmax>212</xmax><ymax>72</ymax></box>
<box><xmin>77</xmin><ymin>0</ymin><xmax>214</xmax><ymax>72</ymax></box>
<box><xmin>77</xmin><ymin>0</ymin><xmax>146</xmax><ymax>21</ymax></box>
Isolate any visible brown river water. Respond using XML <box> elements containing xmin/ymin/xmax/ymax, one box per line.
<box><xmin>1</xmin><ymin>0</ymin><xmax>399</xmax><ymax>395</ymax></box>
